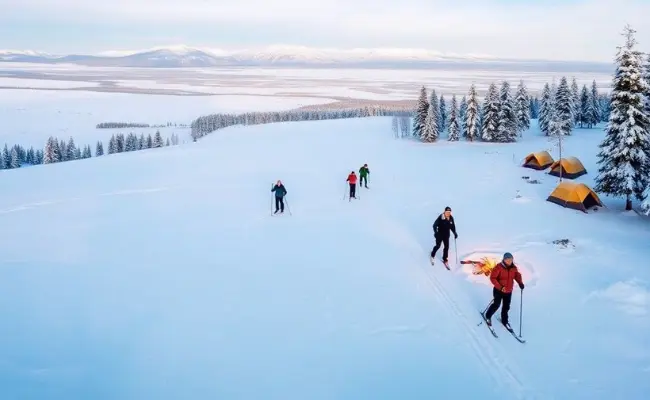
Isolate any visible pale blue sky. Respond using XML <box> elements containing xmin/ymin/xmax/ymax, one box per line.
<box><xmin>1</xmin><ymin>0</ymin><xmax>649</xmax><ymax>61</ymax></box>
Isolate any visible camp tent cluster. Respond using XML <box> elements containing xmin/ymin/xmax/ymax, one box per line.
<box><xmin>522</xmin><ymin>151</ymin><xmax>601</xmax><ymax>212</ymax></box>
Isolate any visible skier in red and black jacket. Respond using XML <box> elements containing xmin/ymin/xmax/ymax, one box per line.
<box><xmin>346</xmin><ymin>171</ymin><xmax>358</xmax><ymax>199</ymax></box>
<box><xmin>484</xmin><ymin>252</ymin><xmax>524</xmax><ymax>331</ymax></box>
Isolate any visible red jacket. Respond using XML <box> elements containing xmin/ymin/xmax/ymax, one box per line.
<box><xmin>489</xmin><ymin>262</ymin><xmax>523</xmax><ymax>293</ymax></box>
<box><xmin>347</xmin><ymin>173</ymin><xmax>357</xmax><ymax>184</ymax></box>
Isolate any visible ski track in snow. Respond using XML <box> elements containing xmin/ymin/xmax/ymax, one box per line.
<box><xmin>359</xmin><ymin>206</ymin><xmax>535</xmax><ymax>399</ymax></box>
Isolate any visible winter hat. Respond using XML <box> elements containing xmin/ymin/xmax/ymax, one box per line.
<box><xmin>445</xmin><ymin>206</ymin><xmax>452</xmax><ymax>211</ymax></box>
<box><xmin>503</xmin><ymin>252</ymin><xmax>513</xmax><ymax>260</ymax></box>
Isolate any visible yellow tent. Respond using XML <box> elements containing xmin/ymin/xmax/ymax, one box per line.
<box><xmin>546</xmin><ymin>181</ymin><xmax>603</xmax><ymax>212</ymax></box>
<box><xmin>548</xmin><ymin>157</ymin><xmax>587</xmax><ymax>179</ymax></box>
<box><xmin>522</xmin><ymin>151</ymin><xmax>554</xmax><ymax>170</ymax></box>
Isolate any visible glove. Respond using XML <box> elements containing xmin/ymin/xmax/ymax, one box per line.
<box><xmin>519</xmin><ymin>283</ymin><xmax>525</xmax><ymax>290</ymax></box>
<box><xmin>500</xmin><ymin>286</ymin><xmax>507</xmax><ymax>293</ymax></box>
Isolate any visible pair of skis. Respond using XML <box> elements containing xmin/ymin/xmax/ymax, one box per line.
<box><xmin>430</xmin><ymin>257</ymin><xmax>450</xmax><ymax>270</ymax></box>
<box><xmin>479</xmin><ymin>311</ymin><xmax>526</xmax><ymax>343</ymax></box>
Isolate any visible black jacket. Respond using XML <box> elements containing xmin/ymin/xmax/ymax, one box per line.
<box><xmin>433</xmin><ymin>214</ymin><xmax>457</xmax><ymax>238</ymax></box>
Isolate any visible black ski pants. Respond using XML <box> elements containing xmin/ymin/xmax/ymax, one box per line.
<box><xmin>430</xmin><ymin>235</ymin><xmax>450</xmax><ymax>261</ymax></box>
<box><xmin>275</xmin><ymin>196</ymin><xmax>284</xmax><ymax>212</ymax></box>
<box><xmin>485</xmin><ymin>287</ymin><xmax>513</xmax><ymax>324</ymax></box>
<box><xmin>360</xmin><ymin>175</ymin><xmax>367</xmax><ymax>187</ymax></box>
<box><xmin>349</xmin><ymin>183</ymin><xmax>356</xmax><ymax>198</ymax></box>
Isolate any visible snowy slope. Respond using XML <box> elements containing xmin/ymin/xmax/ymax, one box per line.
<box><xmin>0</xmin><ymin>117</ymin><xmax>648</xmax><ymax>399</ymax></box>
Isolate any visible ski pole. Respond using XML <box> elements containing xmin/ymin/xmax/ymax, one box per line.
<box><xmin>285</xmin><ymin>197</ymin><xmax>292</xmax><ymax>216</ymax></box>
<box><xmin>477</xmin><ymin>299</ymin><xmax>494</xmax><ymax>326</ymax></box>
<box><xmin>454</xmin><ymin>237</ymin><xmax>459</xmax><ymax>266</ymax></box>
<box><xmin>519</xmin><ymin>288</ymin><xmax>523</xmax><ymax>338</ymax></box>
<box><xmin>271</xmin><ymin>183</ymin><xmax>274</xmax><ymax>215</ymax></box>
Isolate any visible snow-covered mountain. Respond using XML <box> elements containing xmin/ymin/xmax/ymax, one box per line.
<box><xmin>0</xmin><ymin>45</ymin><xmax>612</xmax><ymax>71</ymax></box>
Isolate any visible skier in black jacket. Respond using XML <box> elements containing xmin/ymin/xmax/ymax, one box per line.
<box><xmin>430</xmin><ymin>206</ymin><xmax>458</xmax><ymax>265</ymax></box>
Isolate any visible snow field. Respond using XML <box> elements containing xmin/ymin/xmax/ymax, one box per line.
<box><xmin>0</xmin><ymin>117</ymin><xmax>648</xmax><ymax>399</ymax></box>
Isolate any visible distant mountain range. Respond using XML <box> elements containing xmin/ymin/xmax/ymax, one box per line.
<box><xmin>0</xmin><ymin>45</ymin><xmax>613</xmax><ymax>72</ymax></box>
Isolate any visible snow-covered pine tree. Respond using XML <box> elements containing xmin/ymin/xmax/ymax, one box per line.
<box><xmin>644</xmin><ymin>53</ymin><xmax>650</xmax><ymax>119</ymax></box>
<box><xmin>579</xmin><ymin>85</ymin><xmax>590</xmax><ymax>128</ymax></box>
<box><xmin>66</xmin><ymin>137</ymin><xmax>77</xmax><ymax>160</ymax></box>
<box><xmin>43</xmin><ymin>137</ymin><xmax>58</xmax><ymax>164</ymax></box>
<box><xmin>514</xmin><ymin>80</ymin><xmax>530</xmax><ymax>135</ymax></box>
<box><xmin>595</xmin><ymin>25</ymin><xmax>650</xmax><ymax>211</ymax></box>
<box><xmin>74</xmin><ymin>147</ymin><xmax>81</xmax><ymax>159</ymax></box>
<box><xmin>96</xmin><ymin>141</ymin><xmax>104</xmax><ymax>156</ymax></box>
<box><xmin>165</xmin><ymin>138</ymin><xmax>170</xmax><ymax>146</ymax></box>
<box><xmin>421</xmin><ymin>101</ymin><xmax>438</xmax><ymax>142</ymax></box>
<box><xmin>153</xmin><ymin>130</ymin><xmax>164</xmax><ymax>148</ymax></box>
<box><xmin>138</xmin><ymin>134</ymin><xmax>146</xmax><ymax>149</ymax></box>
<box><xmin>82</xmin><ymin>145</ymin><xmax>91</xmax><ymax>158</ymax></box>
<box><xmin>481</xmin><ymin>83</ymin><xmax>500</xmax><ymax>141</ymax></box>
<box><xmin>59</xmin><ymin>139</ymin><xmax>67</xmax><ymax>162</ymax></box>
<box><xmin>108</xmin><ymin>135</ymin><xmax>117</xmax><ymax>154</ymax></box>
<box><xmin>571</xmin><ymin>77</ymin><xmax>580</xmax><ymax>125</ymax></box>
<box><xmin>496</xmin><ymin>81</ymin><xmax>517</xmax><ymax>142</ymax></box>
<box><xmin>399</xmin><ymin>116</ymin><xmax>409</xmax><ymax>137</ymax></box>
<box><xmin>2</xmin><ymin>144</ymin><xmax>10</xmax><ymax>169</ymax></box>
<box><xmin>428</xmin><ymin>90</ymin><xmax>439</xmax><ymax>135</ymax></box>
<box><xmin>585</xmin><ymin>80</ymin><xmax>600</xmax><ymax>127</ymax></box>
<box><xmin>116</xmin><ymin>134</ymin><xmax>125</xmax><ymax>152</ymax></box>
<box><xmin>448</xmin><ymin>95</ymin><xmax>460</xmax><ymax>141</ymax></box>
<box><xmin>465</xmin><ymin>84</ymin><xmax>480</xmax><ymax>141</ymax></box>
<box><xmin>391</xmin><ymin>116</ymin><xmax>399</xmax><ymax>138</ymax></box>
<box><xmin>52</xmin><ymin>139</ymin><xmax>62</xmax><ymax>162</ymax></box>
<box><xmin>147</xmin><ymin>134</ymin><xmax>153</xmax><ymax>148</ymax></box>
<box><xmin>412</xmin><ymin>86</ymin><xmax>429</xmax><ymax>138</ymax></box>
<box><xmin>554</xmin><ymin>77</ymin><xmax>574</xmax><ymax>136</ymax></box>
<box><xmin>9</xmin><ymin>148</ymin><xmax>19</xmax><ymax>169</ymax></box>
<box><xmin>538</xmin><ymin>83</ymin><xmax>552</xmax><ymax>135</ymax></box>
<box><xmin>439</xmin><ymin>94</ymin><xmax>447</xmax><ymax>134</ymax></box>
<box><xmin>459</xmin><ymin>95</ymin><xmax>468</xmax><ymax>137</ymax></box>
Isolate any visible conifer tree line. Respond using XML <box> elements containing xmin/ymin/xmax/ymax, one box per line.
<box><xmin>190</xmin><ymin>106</ymin><xmax>412</xmax><ymax>140</ymax></box>
<box><xmin>96</xmin><ymin>122</ymin><xmax>189</xmax><ymax>129</ymax></box>
<box><xmin>1</xmin><ymin>130</ymin><xmax>180</xmax><ymax>170</ymax></box>
<box><xmin>407</xmin><ymin>76</ymin><xmax>610</xmax><ymax>144</ymax></box>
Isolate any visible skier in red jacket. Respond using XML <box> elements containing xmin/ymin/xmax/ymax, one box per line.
<box><xmin>346</xmin><ymin>171</ymin><xmax>358</xmax><ymax>199</ymax></box>
<box><xmin>483</xmin><ymin>252</ymin><xmax>524</xmax><ymax>332</ymax></box>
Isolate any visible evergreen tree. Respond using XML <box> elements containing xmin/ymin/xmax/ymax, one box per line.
<box><xmin>514</xmin><ymin>80</ymin><xmax>530</xmax><ymax>135</ymax></box>
<box><xmin>43</xmin><ymin>137</ymin><xmax>58</xmax><ymax>164</ymax></box>
<box><xmin>66</xmin><ymin>137</ymin><xmax>77</xmax><ymax>160</ymax></box>
<box><xmin>165</xmin><ymin>138</ymin><xmax>171</xmax><ymax>146</ymax></box>
<box><xmin>153</xmin><ymin>131</ymin><xmax>163</xmax><ymax>148</ymax></box>
<box><xmin>465</xmin><ymin>84</ymin><xmax>480</xmax><ymax>141</ymax></box>
<box><xmin>146</xmin><ymin>134</ymin><xmax>153</xmax><ymax>148</ymax></box>
<box><xmin>554</xmin><ymin>77</ymin><xmax>574</xmax><ymax>136</ymax></box>
<box><xmin>588</xmin><ymin>80</ymin><xmax>601</xmax><ymax>126</ymax></box>
<box><xmin>439</xmin><ymin>95</ymin><xmax>447</xmax><ymax>133</ymax></box>
<box><xmin>59</xmin><ymin>139</ymin><xmax>67</xmax><ymax>162</ymax></box>
<box><xmin>82</xmin><ymin>145</ymin><xmax>91</xmax><ymax>158</ymax></box>
<box><xmin>2</xmin><ymin>144</ymin><xmax>10</xmax><ymax>169</ymax></box>
<box><xmin>35</xmin><ymin>150</ymin><xmax>43</xmax><ymax>164</ymax></box>
<box><xmin>496</xmin><ymin>81</ymin><xmax>517</xmax><ymax>142</ymax></box>
<box><xmin>481</xmin><ymin>83</ymin><xmax>500</xmax><ymax>141</ymax></box>
<box><xmin>116</xmin><ymin>134</ymin><xmax>125</xmax><ymax>152</ymax></box>
<box><xmin>571</xmin><ymin>77</ymin><xmax>580</xmax><ymax>125</ymax></box>
<box><xmin>139</xmin><ymin>134</ymin><xmax>146</xmax><ymax>149</ymax></box>
<box><xmin>412</xmin><ymin>86</ymin><xmax>429</xmax><ymax>138</ymax></box>
<box><xmin>0</xmin><ymin>150</ymin><xmax>4</xmax><ymax>170</ymax></box>
<box><xmin>74</xmin><ymin>147</ymin><xmax>81</xmax><ymax>159</ymax></box>
<box><xmin>96</xmin><ymin>141</ymin><xmax>104</xmax><ymax>156</ymax></box>
<box><xmin>421</xmin><ymin>101</ymin><xmax>438</xmax><ymax>142</ymax></box>
<box><xmin>108</xmin><ymin>135</ymin><xmax>117</xmax><ymax>154</ymax></box>
<box><xmin>579</xmin><ymin>85</ymin><xmax>590</xmax><ymax>128</ymax></box>
<box><xmin>429</xmin><ymin>90</ymin><xmax>439</xmax><ymax>132</ymax></box>
<box><xmin>9</xmin><ymin>148</ymin><xmax>19</xmax><ymax>168</ymax></box>
<box><xmin>448</xmin><ymin>95</ymin><xmax>460</xmax><ymax>141</ymax></box>
<box><xmin>538</xmin><ymin>83</ymin><xmax>552</xmax><ymax>135</ymax></box>
<box><xmin>595</xmin><ymin>25</ymin><xmax>650</xmax><ymax>211</ymax></box>
<box><xmin>459</xmin><ymin>95</ymin><xmax>468</xmax><ymax>137</ymax></box>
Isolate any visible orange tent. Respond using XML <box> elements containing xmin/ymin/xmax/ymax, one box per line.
<box><xmin>548</xmin><ymin>157</ymin><xmax>587</xmax><ymax>179</ymax></box>
<box><xmin>522</xmin><ymin>151</ymin><xmax>554</xmax><ymax>170</ymax></box>
<box><xmin>547</xmin><ymin>181</ymin><xmax>603</xmax><ymax>212</ymax></box>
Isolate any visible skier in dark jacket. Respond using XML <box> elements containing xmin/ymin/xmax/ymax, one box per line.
<box><xmin>483</xmin><ymin>252</ymin><xmax>524</xmax><ymax>332</ymax></box>
<box><xmin>430</xmin><ymin>206</ymin><xmax>458</xmax><ymax>265</ymax></box>
<box><xmin>271</xmin><ymin>180</ymin><xmax>287</xmax><ymax>213</ymax></box>
<box><xmin>359</xmin><ymin>164</ymin><xmax>369</xmax><ymax>188</ymax></box>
